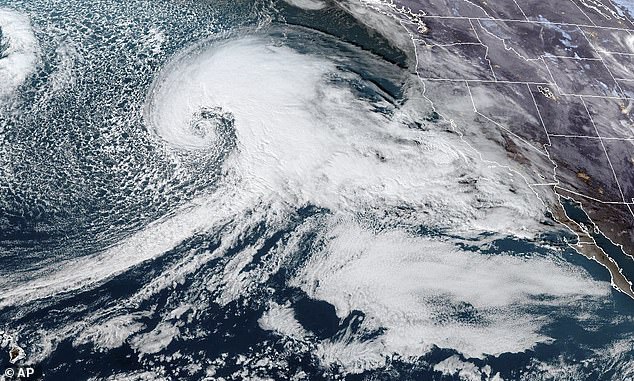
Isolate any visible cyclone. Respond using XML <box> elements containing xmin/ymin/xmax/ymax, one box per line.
<box><xmin>144</xmin><ymin>27</ymin><xmax>546</xmax><ymax>230</ymax></box>
<box><xmin>1</xmin><ymin>2</ymin><xmax>633</xmax><ymax>380</ymax></box>
<box><xmin>12</xmin><ymin>25</ymin><xmax>600</xmax><ymax>366</ymax></box>
<box><xmin>4</xmin><ymin>26</ymin><xmax>556</xmax><ymax>306</ymax></box>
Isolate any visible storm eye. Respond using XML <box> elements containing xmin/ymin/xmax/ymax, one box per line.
<box><xmin>188</xmin><ymin>106</ymin><xmax>234</xmax><ymax>147</ymax></box>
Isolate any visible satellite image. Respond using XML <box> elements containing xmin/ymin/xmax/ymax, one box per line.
<box><xmin>1</xmin><ymin>0</ymin><xmax>634</xmax><ymax>380</ymax></box>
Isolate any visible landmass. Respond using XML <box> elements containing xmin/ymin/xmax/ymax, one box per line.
<box><xmin>358</xmin><ymin>0</ymin><xmax>634</xmax><ymax>297</ymax></box>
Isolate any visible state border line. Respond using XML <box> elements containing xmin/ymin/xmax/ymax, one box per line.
<box><xmin>418</xmin><ymin>77</ymin><xmax>554</xmax><ymax>86</ymax></box>
<box><xmin>555</xmin><ymin>185</ymin><xmax>634</xmax><ymax>205</ymax></box>
<box><xmin>548</xmin><ymin>134</ymin><xmax>634</xmax><ymax>141</ymax></box>
<box><xmin>581</xmin><ymin>97</ymin><xmax>634</xmax><ymax>214</ymax></box>
<box><xmin>569</xmin><ymin>0</ymin><xmax>598</xmax><ymax>26</ymax></box>
<box><xmin>468</xmin><ymin>18</ymin><xmax>498</xmax><ymax>81</ymax></box>
<box><xmin>379</xmin><ymin>2</ymin><xmax>634</xmax><ymax>209</ymax></box>
<box><xmin>419</xmin><ymin>14</ymin><xmax>634</xmax><ymax>32</ymax></box>
<box><xmin>511</xmin><ymin>0</ymin><xmax>529</xmax><ymax>22</ymax></box>
<box><xmin>417</xmin><ymin>76</ymin><xmax>632</xmax><ymax>101</ymax></box>
<box><xmin>578</xmin><ymin>27</ymin><xmax>627</xmax><ymax>97</ymax></box>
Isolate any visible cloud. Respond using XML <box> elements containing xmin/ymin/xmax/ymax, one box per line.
<box><xmin>291</xmin><ymin>221</ymin><xmax>610</xmax><ymax>361</ymax></box>
<box><xmin>0</xmin><ymin>8</ymin><xmax>39</xmax><ymax>101</ymax></box>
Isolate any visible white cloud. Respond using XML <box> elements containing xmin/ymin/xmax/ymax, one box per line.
<box><xmin>258</xmin><ymin>301</ymin><xmax>308</xmax><ymax>339</ymax></box>
<box><xmin>283</xmin><ymin>0</ymin><xmax>327</xmax><ymax>10</ymax></box>
<box><xmin>0</xmin><ymin>8</ymin><xmax>39</xmax><ymax>101</ymax></box>
<box><xmin>291</xmin><ymin>221</ymin><xmax>610</xmax><ymax>361</ymax></box>
<box><xmin>1</xmin><ymin>29</ymin><xmax>552</xmax><ymax>307</ymax></box>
